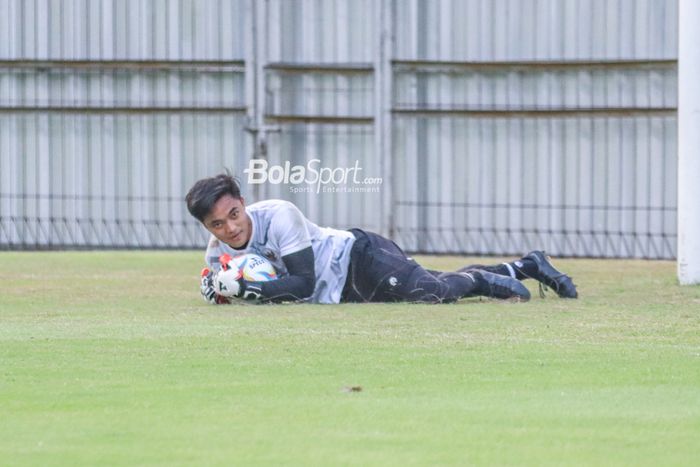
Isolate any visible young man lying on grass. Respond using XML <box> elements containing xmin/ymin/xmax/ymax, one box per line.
<box><xmin>186</xmin><ymin>174</ymin><xmax>577</xmax><ymax>304</ymax></box>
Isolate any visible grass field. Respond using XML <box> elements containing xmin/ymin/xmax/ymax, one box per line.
<box><xmin>1</xmin><ymin>251</ymin><xmax>699</xmax><ymax>466</ymax></box>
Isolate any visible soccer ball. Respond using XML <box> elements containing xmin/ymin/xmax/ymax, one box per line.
<box><xmin>220</xmin><ymin>253</ymin><xmax>278</xmax><ymax>282</ymax></box>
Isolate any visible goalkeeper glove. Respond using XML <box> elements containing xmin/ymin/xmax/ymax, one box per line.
<box><xmin>200</xmin><ymin>268</ymin><xmax>230</xmax><ymax>305</ymax></box>
<box><xmin>214</xmin><ymin>265</ymin><xmax>263</xmax><ymax>301</ymax></box>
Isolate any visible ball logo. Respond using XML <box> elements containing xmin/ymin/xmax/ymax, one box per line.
<box><xmin>263</xmin><ymin>250</ymin><xmax>278</xmax><ymax>262</ymax></box>
<box><xmin>248</xmin><ymin>256</ymin><xmax>266</xmax><ymax>269</ymax></box>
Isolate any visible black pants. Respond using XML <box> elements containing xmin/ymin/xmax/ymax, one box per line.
<box><xmin>340</xmin><ymin>229</ymin><xmax>479</xmax><ymax>303</ymax></box>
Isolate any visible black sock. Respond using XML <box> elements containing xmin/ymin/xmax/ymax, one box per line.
<box><xmin>468</xmin><ymin>264</ymin><xmax>512</xmax><ymax>278</ymax></box>
<box><xmin>459</xmin><ymin>259</ymin><xmax>539</xmax><ymax>281</ymax></box>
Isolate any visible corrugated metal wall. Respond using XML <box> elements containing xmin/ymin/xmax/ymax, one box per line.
<box><xmin>394</xmin><ymin>0</ymin><xmax>676</xmax><ymax>61</ymax></box>
<box><xmin>262</xmin><ymin>0</ymin><xmax>382</xmax><ymax>231</ymax></box>
<box><xmin>0</xmin><ymin>0</ymin><xmax>245</xmax><ymax>59</ymax></box>
<box><xmin>0</xmin><ymin>0</ymin><xmax>249</xmax><ymax>248</ymax></box>
<box><xmin>0</xmin><ymin>0</ymin><xmax>679</xmax><ymax>258</ymax></box>
<box><xmin>392</xmin><ymin>0</ymin><xmax>678</xmax><ymax>257</ymax></box>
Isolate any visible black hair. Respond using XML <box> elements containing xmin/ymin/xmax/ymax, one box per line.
<box><xmin>185</xmin><ymin>173</ymin><xmax>242</xmax><ymax>222</ymax></box>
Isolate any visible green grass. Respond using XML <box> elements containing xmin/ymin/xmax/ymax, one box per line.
<box><xmin>1</xmin><ymin>251</ymin><xmax>699</xmax><ymax>466</ymax></box>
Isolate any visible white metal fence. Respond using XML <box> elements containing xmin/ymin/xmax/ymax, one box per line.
<box><xmin>0</xmin><ymin>0</ymin><xmax>679</xmax><ymax>258</ymax></box>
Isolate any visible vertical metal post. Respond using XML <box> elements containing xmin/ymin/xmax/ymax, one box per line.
<box><xmin>375</xmin><ymin>0</ymin><xmax>394</xmax><ymax>238</ymax></box>
<box><xmin>243</xmin><ymin>0</ymin><xmax>257</xmax><ymax>199</ymax></box>
<box><xmin>244</xmin><ymin>0</ymin><xmax>268</xmax><ymax>202</ymax></box>
<box><xmin>678</xmin><ymin>0</ymin><xmax>700</xmax><ymax>284</ymax></box>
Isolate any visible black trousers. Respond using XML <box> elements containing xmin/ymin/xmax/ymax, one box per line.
<box><xmin>340</xmin><ymin>229</ymin><xmax>479</xmax><ymax>303</ymax></box>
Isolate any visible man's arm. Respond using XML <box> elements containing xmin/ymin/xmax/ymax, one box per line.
<box><xmin>250</xmin><ymin>202</ymin><xmax>316</xmax><ymax>302</ymax></box>
<box><xmin>214</xmin><ymin>247</ymin><xmax>315</xmax><ymax>303</ymax></box>
<box><xmin>254</xmin><ymin>246</ymin><xmax>316</xmax><ymax>302</ymax></box>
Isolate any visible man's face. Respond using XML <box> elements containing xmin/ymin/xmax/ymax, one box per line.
<box><xmin>202</xmin><ymin>194</ymin><xmax>252</xmax><ymax>249</ymax></box>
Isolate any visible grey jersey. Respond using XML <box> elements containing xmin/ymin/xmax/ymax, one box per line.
<box><xmin>204</xmin><ymin>199</ymin><xmax>355</xmax><ymax>304</ymax></box>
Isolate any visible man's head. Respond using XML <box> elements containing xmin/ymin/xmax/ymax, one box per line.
<box><xmin>186</xmin><ymin>174</ymin><xmax>252</xmax><ymax>249</ymax></box>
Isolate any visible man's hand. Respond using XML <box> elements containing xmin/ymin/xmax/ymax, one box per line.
<box><xmin>214</xmin><ymin>268</ymin><xmax>263</xmax><ymax>301</ymax></box>
<box><xmin>200</xmin><ymin>268</ymin><xmax>230</xmax><ymax>305</ymax></box>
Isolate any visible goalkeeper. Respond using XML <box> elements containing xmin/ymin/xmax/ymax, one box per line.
<box><xmin>186</xmin><ymin>174</ymin><xmax>578</xmax><ymax>304</ymax></box>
